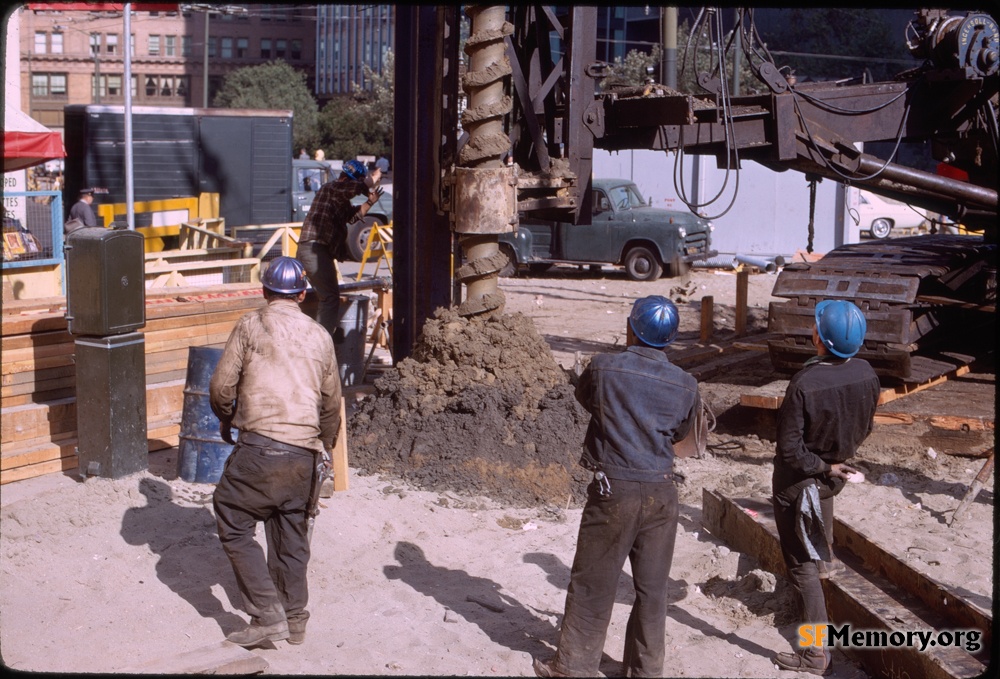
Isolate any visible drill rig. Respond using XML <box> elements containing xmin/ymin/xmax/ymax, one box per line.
<box><xmin>394</xmin><ymin>7</ymin><xmax>996</xmax><ymax>379</ymax></box>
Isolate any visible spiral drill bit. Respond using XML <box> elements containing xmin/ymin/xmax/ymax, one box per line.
<box><xmin>454</xmin><ymin>5</ymin><xmax>516</xmax><ymax>318</ymax></box>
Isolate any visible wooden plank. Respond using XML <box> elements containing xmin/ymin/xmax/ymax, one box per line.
<box><xmin>833</xmin><ymin>518</ymin><xmax>992</xmax><ymax>651</ymax></box>
<box><xmin>332</xmin><ymin>398</ymin><xmax>349</xmax><ymax>492</ymax></box>
<box><xmin>700</xmin><ymin>295</ymin><xmax>714</xmax><ymax>342</ymax></box>
<box><xmin>701</xmin><ymin>490</ymin><xmax>987</xmax><ymax>679</ymax></box>
<box><xmin>117</xmin><ymin>640</ymin><xmax>268</xmax><ymax>675</ymax></box>
<box><xmin>735</xmin><ymin>269</ymin><xmax>748</xmax><ymax>337</ymax></box>
<box><xmin>877</xmin><ymin>366</ymin><xmax>972</xmax><ymax>406</ymax></box>
<box><xmin>688</xmin><ymin>350</ymin><xmax>767</xmax><ymax>381</ymax></box>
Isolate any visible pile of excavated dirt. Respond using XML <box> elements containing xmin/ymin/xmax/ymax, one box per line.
<box><xmin>348</xmin><ymin>307</ymin><xmax>592</xmax><ymax>507</ymax></box>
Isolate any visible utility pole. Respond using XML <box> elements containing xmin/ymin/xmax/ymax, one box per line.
<box><xmin>662</xmin><ymin>7</ymin><xmax>677</xmax><ymax>89</ymax></box>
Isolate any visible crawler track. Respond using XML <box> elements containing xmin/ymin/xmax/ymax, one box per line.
<box><xmin>767</xmin><ymin>235</ymin><xmax>996</xmax><ymax>382</ymax></box>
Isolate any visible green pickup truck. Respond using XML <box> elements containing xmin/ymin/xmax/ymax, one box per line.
<box><xmin>499</xmin><ymin>178</ymin><xmax>716</xmax><ymax>280</ymax></box>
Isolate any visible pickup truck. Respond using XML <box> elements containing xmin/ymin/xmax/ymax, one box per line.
<box><xmin>499</xmin><ymin>178</ymin><xmax>716</xmax><ymax>280</ymax></box>
<box><xmin>292</xmin><ymin>159</ymin><xmax>393</xmax><ymax>260</ymax></box>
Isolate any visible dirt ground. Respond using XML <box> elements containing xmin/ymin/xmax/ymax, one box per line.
<box><xmin>0</xmin><ymin>265</ymin><xmax>994</xmax><ymax>677</ymax></box>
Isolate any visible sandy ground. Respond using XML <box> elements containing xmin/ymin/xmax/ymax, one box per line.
<box><xmin>0</xmin><ymin>266</ymin><xmax>994</xmax><ymax>676</ymax></box>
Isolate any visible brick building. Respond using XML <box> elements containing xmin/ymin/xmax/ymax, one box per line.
<box><xmin>18</xmin><ymin>3</ymin><xmax>315</xmax><ymax>134</ymax></box>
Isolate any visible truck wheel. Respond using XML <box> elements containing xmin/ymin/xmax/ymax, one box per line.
<box><xmin>624</xmin><ymin>246</ymin><xmax>663</xmax><ymax>281</ymax></box>
<box><xmin>870</xmin><ymin>218</ymin><xmax>893</xmax><ymax>239</ymax></box>
<box><xmin>499</xmin><ymin>244</ymin><xmax>518</xmax><ymax>278</ymax></box>
<box><xmin>347</xmin><ymin>216</ymin><xmax>383</xmax><ymax>261</ymax></box>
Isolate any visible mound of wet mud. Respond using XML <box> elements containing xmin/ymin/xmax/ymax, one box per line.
<box><xmin>348</xmin><ymin>308</ymin><xmax>592</xmax><ymax>507</ymax></box>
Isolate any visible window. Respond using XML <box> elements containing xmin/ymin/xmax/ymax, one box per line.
<box><xmin>290</xmin><ymin>39</ymin><xmax>301</xmax><ymax>60</ymax></box>
<box><xmin>130</xmin><ymin>34</ymin><xmax>135</xmax><ymax>56</ymax></box>
<box><xmin>31</xmin><ymin>73</ymin><xmax>67</xmax><ymax>97</ymax></box>
<box><xmin>221</xmin><ymin>37</ymin><xmax>233</xmax><ymax>59</ymax></box>
<box><xmin>131</xmin><ymin>74</ymin><xmax>138</xmax><ymax>96</ymax></box>
<box><xmin>145</xmin><ymin>76</ymin><xmax>156</xmax><ymax>96</ymax></box>
<box><xmin>260</xmin><ymin>38</ymin><xmax>271</xmax><ymax>59</ymax></box>
<box><xmin>208</xmin><ymin>37</ymin><xmax>216</xmax><ymax>58</ymax></box>
<box><xmin>34</xmin><ymin>32</ymin><xmax>47</xmax><ymax>54</ymax></box>
<box><xmin>236</xmin><ymin>37</ymin><xmax>248</xmax><ymax>58</ymax></box>
<box><xmin>149</xmin><ymin>34</ymin><xmax>160</xmax><ymax>56</ymax></box>
<box><xmin>106</xmin><ymin>34</ymin><xmax>118</xmax><ymax>54</ymax></box>
<box><xmin>275</xmin><ymin>39</ymin><xmax>286</xmax><ymax>58</ymax></box>
<box><xmin>90</xmin><ymin>33</ymin><xmax>101</xmax><ymax>55</ymax></box>
<box><xmin>107</xmin><ymin>75</ymin><xmax>122</xmax><ymax>96</ymax></box>
<box><xmin>181</xmin><ymin>35</ymin><xmax>191</xmax><ymax>56</ymax></box>
<box><xmin>51</xmin><ymin>32</ymin><xmax>63</xmax><ymax>54</ymax></box>
<box><xmin>165</xmin><ymin>35</ymin><xmax>176</xmax><ymax>56</ymax></box>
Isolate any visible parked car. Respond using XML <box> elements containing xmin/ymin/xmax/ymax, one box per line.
<box><xmin>498</xmin><ymin>178</ymin><xmax>715</xmax><ymax>281</ymax></box>
<box><xmin>856</xmin><ymin>190</ymin><xmax>928</xmax><ymax>239</ymax></box>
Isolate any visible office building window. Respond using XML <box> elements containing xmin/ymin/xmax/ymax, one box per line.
<box><xmin>31</xmin><ymin>73</ymin><xmax>67</xmax><ymax>97</ymax></box>
<box><xmin>260</xmin><ymin>38</ymin><xmax>271</xmax><ymax>59</ymax></box>
<box><xmin>275</xmin><ymin>39</ymin><xmax>286</xmax><ymax>58</ymax></box>
<box><xmin>131</xmin><ymin>74</ymin><xmax>138</xmax><ymax>96</ymax></box>
<box><xmin>106</xmin><ymin>34</ymin><xmax>118</xmax><ymax>54</ymax></box>
<box><xmin>130</xmin><ymin>34</ymin><xmax>135</xmax><ymax>56</ymax></box>
<box><xmin>142</xmin><ymin>74</ymin><xmax>190</xmax><ymax>99</ymax></box>
<box><xmin>107</xmin><ymin>75</ymin><xmax>123</xmax><ymax>96</ymax></box>
<box><xmin>165</xmin><ymin>35</ymin><xmax>176</xmax><ymax>56</ymax></box>
<box><xmin>90</xmin><ymin>33</ymin><xmax>101</xmax><ymax>55</ymax></box>
<box><xmin>237</xmin><ymin>37</ymin><xmax>248</xmax><ymax>58</ymax></box>
<box><xmin>51</xmin><ymin>32</ymin><xmax>63</xmax><ymax>54</ymax></box>
<box><xmin>149</xmin><ymin>34</ymin><xmax>160</xmax><ymax>56</ymax></box>
<box><xmin>182</xmin><ymin>35</ymin><xmax>191</xmax><ymax>56</ymax></box>
<box><xmin>34</xmin><ymin>31</ymin><xmax>47</xmax><ymax>54</ymax></box>
<box><xmin>221</xmin><ymin>37</ymin><xmax>233</xmax><ymax>58</ymax></box>
<box><xmin>290</xmin><ymin>39</ymin><xmax>301</xmax><ymax>60</ymax></box>
<box><xmin>208</xmin><ymin>37</ymin><xmax>216</xmax><ymax>58</ymax></box>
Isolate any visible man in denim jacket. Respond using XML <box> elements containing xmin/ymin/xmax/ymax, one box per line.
<box><xmin>534</xmin><ymin>295</ymin><xmax>700</xmax><ymax>678</ymax></box>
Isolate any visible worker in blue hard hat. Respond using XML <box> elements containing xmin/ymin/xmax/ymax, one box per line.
<box><xmin>210</xmin><ymin>256</ymin><xmax>341</xmax><ymax>649</ymax></box>
<box><xmin>296</xmin><ymin>158</ymin><xmax>384</xmax><ymax>343</ymax></box>
<box><xmin>771</xmin><ymin>299</ymin><xmax>880</xmax><ymax>675</ymax></box>
<box><xmin>534</xmin><ymin>295</ymin><xmax>700</xmax><ymax>679</ymax></box>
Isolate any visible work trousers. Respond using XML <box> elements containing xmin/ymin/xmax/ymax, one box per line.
<box><xmin>553</xmin><ymin>478</ymin><xmax>679</xmax><ymax>678</ymax></box>
<box><xmin>213</xmin><ymin>440</ymin><xmax>315</xmax><ymax>628</ymax></box>
<box><xmin>772</xmin><ymin>476</ymin><xmax>838</xmax><ymax>630</ymax></box>
<box><xmin>296</xmin><ymin>240</ymin><xmax>341</xmax><ymax>342</ymax></box>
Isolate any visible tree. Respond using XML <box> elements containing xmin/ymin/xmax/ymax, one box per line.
<box><xmin>214</xmin><ymin>60</ymin><xmax>320</xmax><ymax>154</ymax></box>
<box><xmin>316</xmin><ymin>50</ymin><xmax>394</xmax><ymax>161</ymax></box>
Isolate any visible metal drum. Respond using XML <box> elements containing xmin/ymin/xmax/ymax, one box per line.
<box><xmin>337</xmin><ymin>294</ymin><xmax>370</xmax><ymax>386</ymax></box>
<box><xmin>177</xmin><ymin>346</ymin><xmax>236</xmax><ymax>483</ymax></box>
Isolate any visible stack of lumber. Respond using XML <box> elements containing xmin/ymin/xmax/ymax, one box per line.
<box><xmin>1</xmin><ymin>284</ymin><xmax>267</xmax><ymax>484</ymax></box>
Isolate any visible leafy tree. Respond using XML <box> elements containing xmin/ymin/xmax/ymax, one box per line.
<box><xmin>315</xmin><ymin>49</ymin><xmax>394</xmax><ymax>162</ymax></box>
<box><xmin>214</xmin><ymin>60</ymin><xmax>320</xmax><ymax>153</ymax></box>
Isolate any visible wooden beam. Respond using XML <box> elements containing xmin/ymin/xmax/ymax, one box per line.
<box><xmin>117</xmin><ymin>640</ymin><xmax>268</xmax><ymax>675</ymax></box>
<box><xmin>700</xmin><ymin>295</ymin><xmax>714</xmax><ymax>342</ymax></box>
<box><xmin>331</xmin><ymin>398</ymin><xmax>349</xmax><ymax>492</ymax></box>
<box><xmin>701</xmin><ymin>490</ymin><xmax>987</xmax><ymax>679</ymax></box>
<box><xmin>735</xmin><ymin>269</ymin><xmax>748</xmax><ymax>337</ymax></box>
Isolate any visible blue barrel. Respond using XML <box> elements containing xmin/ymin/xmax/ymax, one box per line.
<box><xmin>177</xmin><ymin>346</ymin><xmax>237</xmax><ymax>483</ymax></box>
<box><xmin>336</xmin><ymin>294</ymin><xmax>369</xmax><ymax>386</ymax></box>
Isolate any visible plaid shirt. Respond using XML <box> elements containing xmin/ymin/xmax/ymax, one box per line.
<box><xmin>299</xmin><ymin>178</ymin><xmax>368</xmax><ymax>255</ymax></box>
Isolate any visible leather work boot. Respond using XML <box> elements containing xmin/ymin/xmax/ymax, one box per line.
<box><xmin>287</xmin><ymin>619</ymin><xmax>307</xmax><ymax>645</ymax></box>
<box><xmin>817</xmin><ymin>558</ymin><xmax>846</xmax><ymax>580</ymax></box>
<box><xmin>773</xmin><ymin>648</ymin><xmax>832</xmax><ymax>676</ymax></box>
<box><xmin>533</xmin><ymin>657</ymin><xmax>569</xmax><ymax>678</ymax></box>
<box><xmin>226</xmin><ymin>620</ymin><xmax>290</xmax><ymax>647</ymax></box>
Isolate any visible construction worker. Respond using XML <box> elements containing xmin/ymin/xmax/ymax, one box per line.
<box><xmin>210</xmin><ymin>256</ymin><xmax>342</xmax><ymax>647</ymax></box>
<box><xmin>296</xmin><ymin>159</ymin><xmax>383</xmax><ymax>343</ymax></box>
<box><xmin>771</xmin><ymin>300</ymin><xmax>879</xmax><ymax>675</ymax></box>
<box><xmin>534</xmin><ymin>296</ymin><xmax>700</xmax><ymax>678</ymax></box>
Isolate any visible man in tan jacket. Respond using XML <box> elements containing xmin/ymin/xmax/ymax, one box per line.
<box><xmin>210</xmin><ymin>256</ymin><xmax>341</xmax><ymax>648</ymax></box>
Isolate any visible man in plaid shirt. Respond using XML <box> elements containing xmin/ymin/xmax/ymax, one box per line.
<box><xmin>296</xmin><ymin>159</ymin><xmax>383</xmax><ymax>341</ymax></box>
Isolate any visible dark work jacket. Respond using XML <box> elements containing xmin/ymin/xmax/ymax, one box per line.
<box><xmin>773</xmin><ymin>355</ymin><xmax>880</xmax><ymax>500</ymax></box>
<box><xmin>576</xmin><ymin>345</ymin><xmax>699</xmax><ymax>482</ymax></box>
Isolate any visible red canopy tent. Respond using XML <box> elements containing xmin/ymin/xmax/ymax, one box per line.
<box><xmin>4</xmin><ymin>106</ymin><xmax>66</xmax><ymax>173</ymax></box>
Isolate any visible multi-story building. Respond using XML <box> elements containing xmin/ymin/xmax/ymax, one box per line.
<box><xmin>315</xmin><ymin>4</ymin><xmax>393</xmax><ymax>99</ymax></box>
<box><xmin>19</xmin><ymin>3</ymin><xmax>315</xmax><ymax>133</ymax></box>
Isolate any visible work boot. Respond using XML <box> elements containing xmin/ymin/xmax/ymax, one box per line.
<box><xmin>287</xmin><ymin>619</ymin><xmax>307</xmax><ymax>645</ymax></box>
<box><xmin>226</xmin><ymin>620</ymin><xmax>290</xmax><ymax>647</ymax></box>
<box><xmin>532</xmin><ymin>657</ymin><xmax>569</xmax><ymax>678</ymax></box>
<box><xmin>817</xmin><ymin>558</ymin><xmax>845</xmax><ymax>580</ymax></box>
<box><xmin>773</xmin><ymin>648</ymin><xmax>832</xmax><ymax>676</ymax></box>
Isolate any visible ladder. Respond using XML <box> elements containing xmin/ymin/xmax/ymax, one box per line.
<box><xmin>356</xmin><ymin>222</ymin><xmax>393</xmax><ymax>281</ymax></box>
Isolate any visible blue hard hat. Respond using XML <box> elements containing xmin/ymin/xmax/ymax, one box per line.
<box><xmin>341</xmin><ymin>159</ymin><xmax>368</xmax><ymax>181</ymax></box>
<box><xmin>815</xmin><ymin>299</ymin><xmax>866</xmax><ymax>358</ymax></box>
<box><xmin>262</xmin><ymin>256</ymin><xmax>308</xmax><ymax>294</ymax></box>
<box><xmin>628</xmin><ymin>295</ymin><xmax>679</xmax><ymax>347</ymax></box>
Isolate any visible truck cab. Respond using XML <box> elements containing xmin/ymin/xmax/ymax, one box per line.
<box><xmin>499</xmin><ymin>178</ymin><xmax>716</xmax><ymax>280</ymax></box>
<box><xmin>292</xmin><ymin>159</ymin><xmax>334</xmax><ymax>222</ymax></box>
